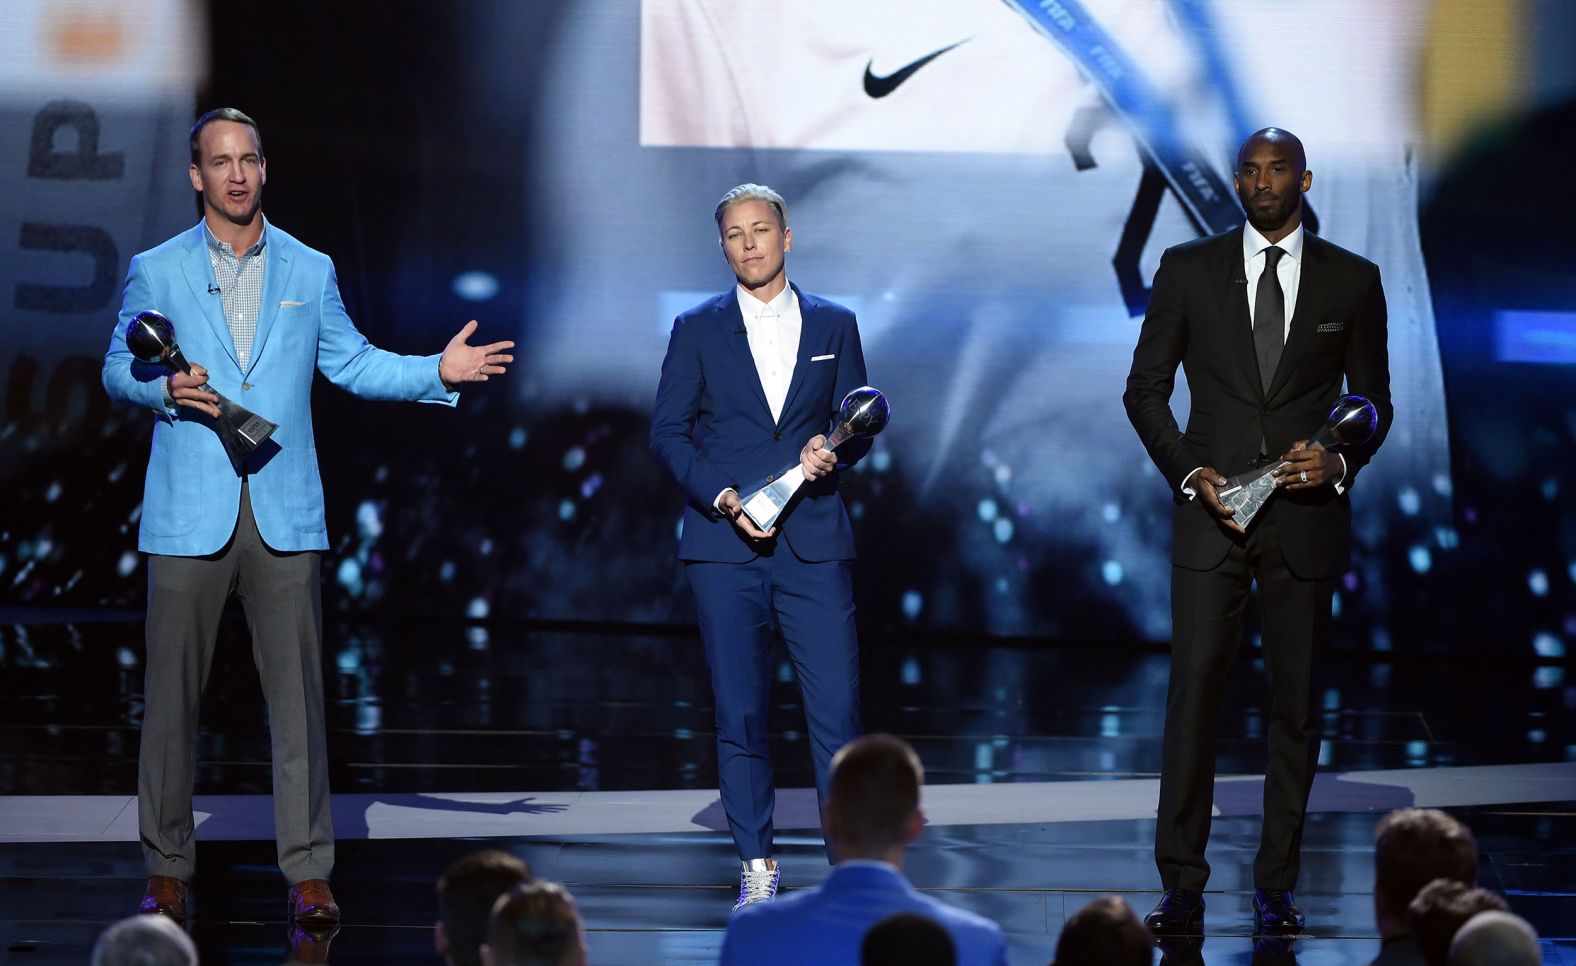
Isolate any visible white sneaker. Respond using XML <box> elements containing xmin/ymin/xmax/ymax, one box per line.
<box><xmin>733</xmin><ymin>858</ymin><xmax>780</xmax><ymax>911</ymax></box>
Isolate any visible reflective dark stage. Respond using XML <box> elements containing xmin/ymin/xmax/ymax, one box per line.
<box><xmin>2</xmin><ymin>614</ymin><xmax>1574</xmax><ymax>964</ymax></box>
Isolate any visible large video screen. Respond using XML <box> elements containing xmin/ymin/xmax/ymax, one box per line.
<box><xmin>2</xmin><ymin>0</ymin><xmax>1572</xmax><ymax>654</ymax></box>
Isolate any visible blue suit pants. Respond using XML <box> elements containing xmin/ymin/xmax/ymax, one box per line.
<box><xmin>686</xmin><ymin>549</ymin><xmax>861</xmax><ymax>860</ymax></box>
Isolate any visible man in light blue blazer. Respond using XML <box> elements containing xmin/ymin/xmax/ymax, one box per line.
<box><xmin>720</xmin><ymin>735</ymin><xmax>1008</xmax><ymax>966</ymax></box>
<box><xmin>650</xmin><ymin>184</ymin><xmax>870</xmax><ymax>910</ymax></box>
<box><xmin>102</xmin><ymin>108</ymin><xmax>514</xmax><ymax>924</ymax></box>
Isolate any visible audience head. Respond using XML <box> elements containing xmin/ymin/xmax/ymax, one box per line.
<box><xmin>1051</xmin><ymin>896</ymin><xmax>1153</xmax><ymax>966</ymax></box>
<box><xmin>1374</xmin><ymin>808</ymin><xmax>1479</xmax><ymax>936</ymax></box>
<box><xmin>1408</xmin><ymin>878</ymin><xmax>1508</xmax><ymax>966</ymax></box>
<box><xmin>481</xmin><ymin>881</ymin><xmax>586</xmax><ymax>966</ymax></box>
<box><xmin>861</xmin><ymin>912</ymin><xmax>957</xmax><ymax>966</ymax></box>
<box><xmin>91</xmin><ymin>914</ymin><xmax>198</xmax><ymax>966</ymax></box>
<box><xmin>1448</xmin><ymin>910</ymin><xmax>1541</xmax><ymax>966</ymax></box>
<box><xmin>825</xmin><ymin>734</ymin><xmax>926</xmax><ymax>862</ymax></box>
<box><xmin>437</xmin><ymin>849</ymin><xmax>534</xmax><ymax>966</ymax></box>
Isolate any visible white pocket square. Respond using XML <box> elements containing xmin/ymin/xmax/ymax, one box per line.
<box><xmin>810</xmin><ymin>353</ymin><xmax>835</xmax><ymax>362</ymax></box>
<box><xmin>279</xmin><ymin>300</ymin><xmax>305</xmax><ymax>308</ymax></box>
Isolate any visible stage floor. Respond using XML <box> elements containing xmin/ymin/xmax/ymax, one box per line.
<box><xmin>2</xmin><ymin>614</ymin><xmax>1573</xmax><ymax>964</ymax></box>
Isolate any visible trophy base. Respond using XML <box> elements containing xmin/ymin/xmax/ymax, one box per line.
<box><xmin>1214</xmin><ymin>461</ymin><xmax>1283</xmax><ymax>530</ymax></box>
<box><xmin>741</xmin><ymin>465</ymin><xmax>806</xmax><ymax>531</ymax></box>
<box><xmin>214</xmin><ymin>393</ymin><xmax>279</xmax><ymax>473</ymax></box>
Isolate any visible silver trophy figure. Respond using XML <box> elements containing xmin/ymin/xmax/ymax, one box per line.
<box><xmin>1215</xmin><ymin>394</ymin><xmax>1379</xmax><ymax>529</ymax></box>
<box><xmin>126</xmin><ymin>310</ymin><xmax>279</xmax><ymax>472</ymax></box>
<box><xmin>740</xmin><ymin>386</ymin><xmax>890</xmax><ymax>531</ymax></box>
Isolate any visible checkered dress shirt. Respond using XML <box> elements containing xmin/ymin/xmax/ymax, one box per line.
<box><xmin>204</xmin><ymin>223</ymin><xmax>267</xmax><ymax>370</ymax></box>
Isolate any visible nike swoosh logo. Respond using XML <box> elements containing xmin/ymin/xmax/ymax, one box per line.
<box><xmin>863</xmin><ymin>39</ymin><xmax>967</xmax><ymax>98</ymax></box>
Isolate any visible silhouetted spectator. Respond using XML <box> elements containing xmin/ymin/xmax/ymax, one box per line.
<box><xmin>862</xmin><ymin>911</ymin><xmax>958</xmax><ymax>966</ymax></box>
<box><xmin>437</xmin><ymin>850</ymin><xmax>534</xmax><ymax>966</ymax></box>
<box><xmin>482</xmin><ymin>881</ymin><xmax>586</xmax><ymax>966</ymax></box>
<box><xmin>1368</xmin><ymin>808</ymin><xmax>1479</xmax><ymax>966</ymax></box>
<box><xmin>1052</xmin><ymin>896</ymin><xmax>1152</xmax><ymax>966</ymax></box>
<box><xmin>1448</xmin><ymin>910</ymin><xmax>1541</xmax><ymax>966</ymax></box>
<box><xmin>92</xmin><ymin>914</ymin><xmax>198</xmax><ymax>966</ymax></box>
<box><xmin>1408</xmin><ymin>879</ymin><xmax>1508</xmax><ymax>966</ymax></box>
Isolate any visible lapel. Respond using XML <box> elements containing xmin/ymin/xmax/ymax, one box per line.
<box><xmin>718</xmin><ymin>289</ymin><xmax>773</xmax><ymax>419</ymax></box>
<box><xmin>1265</xmin><ymin>231</ymin><xmax>1323</xmax><ymax>403</ymax></box>
<box><xmin>179</xmin><ymin>223</ymin><xmax>242</xmax><ymax>373</ymax></box>
<box><xmin>1217</xmin><ymin>227</ymin><xmax>1263</xmax><ymax>401</ymax></box>
<box><xmin>246</xmin><ymin>219</ymin><xmax>294</xmax><ymax>378</ymax></box>
<box><xmin>775</xmin><ymin>282</ymin><xmax>824</xmax><ymax>427</ymax></box>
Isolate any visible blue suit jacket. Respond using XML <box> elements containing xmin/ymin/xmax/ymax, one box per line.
<box><xmin>720</xmin><ymin>863</ymin><xmax>1008</xmax><ymax>966</ymax></box>
<box><xmin>102</xmin><ymin>220</ymin><xmax>457</xmax><ymax>556</ymax></box>
<box><xmin>649</xmin><ymin>284</ymin><xmax>869</xmax><ymax>563</ymax></box>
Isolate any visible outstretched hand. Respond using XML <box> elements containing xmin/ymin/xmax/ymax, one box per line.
<box><xmin>439</xmin><ymin>321</ymin><xmax>515</xmax><ymax>388</ymax></box>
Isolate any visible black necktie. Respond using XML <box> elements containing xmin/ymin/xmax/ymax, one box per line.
<box><xmin>1254</xmin><ymin>246</ymin><xmax>1286</xmax><ymax>394</ymax></box>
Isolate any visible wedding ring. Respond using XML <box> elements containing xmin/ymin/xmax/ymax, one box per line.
<box><xmin>1299</xmin><ymin>470</ymin><xmax>1308</xmax><ymax>483</ymax></box>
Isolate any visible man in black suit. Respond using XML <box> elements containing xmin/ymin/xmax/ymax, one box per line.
<box><xmin>1124</xmin><ymin>127</ymin><xmax>1392</xmax><ymax>936</ymax></box>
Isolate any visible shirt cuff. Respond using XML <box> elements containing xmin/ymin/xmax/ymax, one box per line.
<box><xmin>160</xmin><ymin>376</ymin><xmax>177</xmax><ymax>416</ymax></box>
<box><xmin>713</xmin><ymin>487</ymin><xmax>736</xmax><ymax>514</ymax></box>
<box><xmin>1180</xmin><ymin>466</ymin><xmax>1205</xmax><ymax>501</ymax></box>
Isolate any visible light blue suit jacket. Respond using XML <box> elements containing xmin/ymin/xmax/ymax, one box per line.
<box><xmin>102</xmin><ymin>220</ymin><xmax>457</xmax><ymax>556</ymax></box>
<box><xmin>720</xmin><ymin>863</ymin><xmax>1008</xmax><ymax>966</ymax></box>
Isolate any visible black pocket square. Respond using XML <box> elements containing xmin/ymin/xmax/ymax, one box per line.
<box><xmin>1316</xmin><ymin>321</ymin><xmax>1346</xmax><ymax>333</ymax></box>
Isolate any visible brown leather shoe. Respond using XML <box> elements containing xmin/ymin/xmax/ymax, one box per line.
<box><xmin>139</xmin><ymin>875</ymin><xmax>189</xmax><ymax>920</ymax></box>
<box><xmin>287</xmin><ymin>879</ymin><xmax>341</xmax><ymax>925</ymax></box>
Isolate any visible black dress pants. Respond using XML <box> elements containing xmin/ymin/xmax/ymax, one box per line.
<box><xmin>1155</xmin><ymin>510</ymin><xmax>1333</xmax><ymax>892</ymax></box>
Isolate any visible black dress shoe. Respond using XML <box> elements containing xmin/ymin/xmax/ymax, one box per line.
<box><xmin>1145</xmin><ymin>888</ymin><xmax>1205</xmax><ymax>935</ymax></box>
<box><xmin>1252</xmin><ymin>888</ymin><xmax>1305</xmax><ymax>934</ymax></box>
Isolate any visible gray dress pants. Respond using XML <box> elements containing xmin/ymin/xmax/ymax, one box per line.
<box><xmin>138</xmin><ymin>482</ymin><xmax>333</xmax><ymax>884</ymax></box>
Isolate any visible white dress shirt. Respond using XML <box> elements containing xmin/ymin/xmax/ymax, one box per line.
<box><xmin>713</xmin><ymin>282</ymin><xmax>802</xmax><ymax>511</ymax></box>
<box><xmin>1243</xmin><ymin>221</ymin><xmax>1303</xmax><ymax>338</ymax></box>
<box><xmin>737</xmin><ymin>282</ymin><xmax>801</xmax><ymax>423</ymax></box>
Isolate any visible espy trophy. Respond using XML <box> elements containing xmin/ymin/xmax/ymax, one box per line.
<box><xmin>127</xmin><ymin>310</ymin><xmax>278</xmax><ymax>473</ymax></box>
<box><xmin>1215</xmin><ymin>394</ymin><xmax>1378</xmax><ymax>530</ymax></box>
<box><xmin>741</xmin><ymin>386</ymin><xmax>890</xmax><ymax>531</ymax></box>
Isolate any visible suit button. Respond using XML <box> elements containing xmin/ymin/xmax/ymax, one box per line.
<box><xmin>766</xmin><ymin>474</ymin><xmax>776</xmax><ymax>483</ymax></box>
<box><xmin>242</xmin><ymin>382</ymin><xmax>252</xmax><ymax>391</ymax></box>
<box><xmin>773</xmin><ymin>432</ymin><xmax>782</xmax><ymax>441</ymax></box>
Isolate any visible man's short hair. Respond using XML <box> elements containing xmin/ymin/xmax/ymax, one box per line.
<box><xmin>1408</xmin><ymin>879</ymin><xmax>1508</xmax><ymax>966</ymax></box>
<box><xmin>861</xmin><ymin>912</ymin><xmax>957</xmax><ymax>966</ymax></box>
<box><xmin>91</xmin><ymin>914</ymin><xmax>198</xmax><ymax>966</ymax></box>
<box><xmin>1375</xmin><ymin>808</ymin><xmax>1479</xmax><ymax>922</ymax></box>
<box><xmin>1051</xmin><ymin>896</ymin><xmax>1152</xmax><ymax>966</ymax></box>
<box><xmin>190</xmin><ymin>107</ymin><xmax>263</xmax><ymax>164</ymax></box>
<box><xmin>1448</xmin><ymin>909</ymin><xmax>1541</xmax><ymax>966</ymax></box>
<box><xmin>714</xmin><ymin>183</ymin><xmax>788</xmax><ymax>230</ymax></box>
<box><xmin>438</xmin><ymin>849</ymin><xmax>533</xmax><ymax>966</ymax></box>
<box><xmin>827</xmin><ymin>734</ymin><xmax>924</xmax><ymax>852</ymax></box>
<box><xmin>485</xmin><ymin>881</ymin><xmax>585</xmax><ymax>966</ymax></box>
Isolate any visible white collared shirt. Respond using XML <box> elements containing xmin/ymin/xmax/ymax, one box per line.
<box><xmin>1243</xmin><ymin>221</ymin><xmax>1303</xmax><ymax>341</ymax></box>
<box><xmin>736</xmin><ymin>282</ymin><xmax>801</xmax><ymax>424</ymax></box>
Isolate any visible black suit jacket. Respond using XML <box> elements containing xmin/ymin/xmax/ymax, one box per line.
<box><xmin>1124</xmin><ymin>227</ymin><xmax>1392</xmax><ymax>577</ymax></box>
